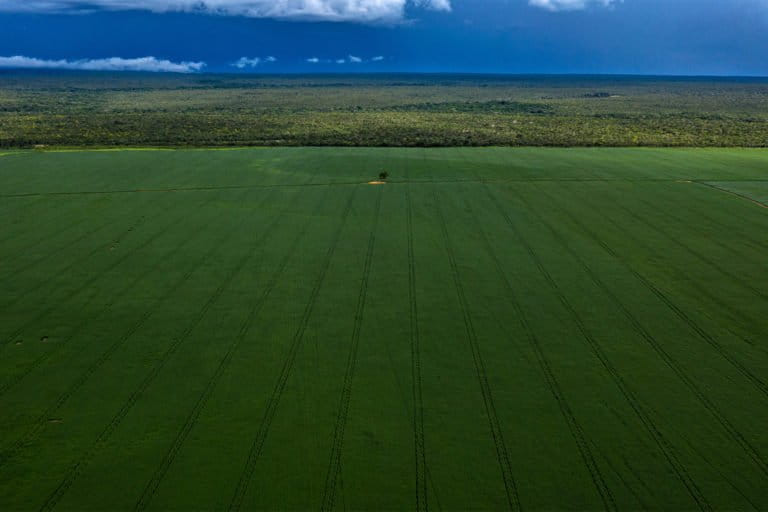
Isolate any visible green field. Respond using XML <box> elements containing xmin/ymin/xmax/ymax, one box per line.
<box><xmin>0</xmin><ymin>147</ymin><xmax>767</xmax><ymax>510</ymax></box>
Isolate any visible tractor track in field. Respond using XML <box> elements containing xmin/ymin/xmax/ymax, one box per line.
<box><xmin>482</xmin><ymin>185</ymin><xmax>617</xmax><ymax>512</ymax></box>
<box><xmin>0</xmin><ymin>194</ymin><xmax>109</xmax><ymax>251</ymax></box>
<box><xmin>0</xmin><ymin>196</ymin><xmax>192</xmax><ymax>351</ymax></box>
<box><xmin>134</xmin><ymin>187</ymin><xmax>323</xmax><ymax>512</ymax></box>
<box><xmin>625</xmin><ymin>196</ymin><xmax>768</xmax><ymax>301</ymax></box>
<box><xmin>507</xmin><ymin>186</ymin><xmax>712</xmax><ymax>511</ymax></box>
<box><xmin>661</xmin><ymin>185</ymin><xmax>768</xmax><ymax>251</ymax></box>
<box><xmin>695</xmin><ymin>181</ymin><xmax>768</xmax><ymax>210</ymax></box>
<box><xmin>622</xmin><ymin>194</ymin><xmax>768</xmax><ymax>288</ymax></box>
<box><xmin>0</xmin><ymin>216</ymin><xmax>116</xmax><ymax>285</ymax></box>
<box><xmin>535</xmin><ymin>185</ymin><xmax>768</xmax><ymax>478</ymax></box>
<box><xmin>0</xmin><ymin>211</ymin><xmax>139</xmax><ymax>319</ymax></box>
<box><xmin>433</xmin><ymin>185</ymin><xmax>521</xmax><ymax>512</ymax></box>
<box><xmin>594</xmin><ymin>444</ymin><xmax>652</xmax><ymax>510</ymax></box>
<box><xmin>321</xmin><ymin>186</ymin><xmax>384</xmax><ymax>512</ymax></box>
<box><xmin>0</xmin><ymin>191</ymin><xmax>227</xmax><ymax>399</ymax></box>
<box><xmin>0</xmin><ymin>191</ymin><xmax>242</xmax><ymax>466</ymax></box>
<box><xmin>0</xmin><ymin>181</ymin><xmax>362</xmax><ymax>198</ymax></box>
<box><xmin>1</xmin><ymin>177</ymin><xmax>753</xmax><ymax>201</ymax></box>
<box><xmin>582</xmin><ymin>193</ymin><xmax>768</xmax><ymax>399</ymax></box>
<box><xmin>681</xmin><ymin>433</ymin><xmax>762</xmax><ymax>511</ymax></box>
<box><xmin>406</xmin><ymin>184</ymin><xmax>429</xmax><ymax>512</ymax></box>
<box><xmin>39</xmin><ymin>188</ymin><xmax>285</xmax><ymax>512</ymax></box>
<box><xmin>229</xmin><ymin>187</ymin><xmax>357</xmax><ymax>511</ymax></box>
<box><xmin>565</xmin><ymin>187</ymin><xmax>768</xmax><ymax>356</ymax></box>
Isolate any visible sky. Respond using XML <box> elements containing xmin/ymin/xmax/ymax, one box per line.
<box><xmin>0</xmin><ymin>0</ymin><xmax>767</xmax><ymax>75</ymax></box>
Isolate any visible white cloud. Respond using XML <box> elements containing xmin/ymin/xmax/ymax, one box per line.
<box><xmin>529</xmin><ymin>0</ymin><xmax>618</xmax><ymax>11</ymax></box>
<box><xmin>420</xmin><ymin>0</ymin><xmax>451</xmax><ymax>10</ymax></box>
<box><xmin>348</xmin><ymin>55</ymin><xmax>362</xmax><ymax>63</ymax></box>
<box><xmin>0</xmin><ymin>0</ymin><xmax>452</xmax><ymax>23</ymax></box>
<box><xmin>234</xmin><ymin>57</ymin><xmax>260</xmax><ymax>68</ymax></box>
<box><xmin>372</xmin><ymin>56</ymin><xmax>385</xmax><ymax>61</ymax></box>
<box><xmin>0</xmin><ymin>55</ymin><xmax>205</xmax><ymax>73</ymax></box>
<box><xmin>307</xmin><ymin>57</ymin><xmax>320</xmax><ymax>63</ymax></box>
<box><xmin>233</xmin><ymin>56</ymin><xmax>277</xmax><ymax>68</ymax></box>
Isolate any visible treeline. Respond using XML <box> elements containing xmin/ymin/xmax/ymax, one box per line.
<box><xmin>1</xmin><ymin>72</ymin><xmax>768</xmax><ymax>147</ymax></box>
<box><xmin>2</xmin><ymin>112</ymin><xmax>767</xmax><ymax>147</ymax></box>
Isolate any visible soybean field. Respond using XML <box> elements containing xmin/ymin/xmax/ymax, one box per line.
<box><xmin>0</xmin><ymin>147</ymin><xmax>766</xmax><ymax>510</ymax></box>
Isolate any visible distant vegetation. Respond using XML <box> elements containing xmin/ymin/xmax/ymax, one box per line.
<box><xmin>0</xmin><ymin>71</ymin><xmax>767</xmax><ymax>147</ymax></box>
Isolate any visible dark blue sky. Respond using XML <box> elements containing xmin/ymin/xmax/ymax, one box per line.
<box><xmin>0</xmin><ymin>0</ymin><xmax>766</xmax><ymax>75</ymax></box>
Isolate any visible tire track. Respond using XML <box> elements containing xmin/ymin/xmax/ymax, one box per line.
<box><xmin>228</xmin><ymin>187</ymin><xmax>357</xmax><ymax>511</ymax></box>
<box><xmin>320</xmin><ymin>187</ymin><xmax>384</xmax><ymax>512</ymax></box>
<box><xmin>664</xmin><ymin>185</ymin><xmax>768</xmax><ymax>251</ymax></box>
<box><xmin>682</xmin><ymin>435</ymin><xmax>761</xmax><ymax>511</ymax></box>
<box><xmin>0</xmin><ymin>191</ymin><xmax>242</xmax><ymax>466</ymax></box>
<box><xmin>0</xmin><ymin>199</ymin><xmax>179</xmax><ymax>348</ymax></box>
<box><xmin>0</xmin><ymin>213</ymin><xmax>139</xmax><ymax>318</ymax></box>
<box><xmin>553</xmin><ymin>186</ymin><xmax>768</xmax><ymax>356</ymax></box>
<box><xmin>482</xmin><ymin>184</ymin><xmax>617</xmax><ymax>511</ymax></box>
<box><xmin>696</xmin><ymin>181</ymin><xmax>768</xmax><ymax>210</ymax></box>
<box><xmin>0</xmin><ymin>181</ymin><xmax>359</xmax><ymax>199</ymax></box>
<box><xmin>532</xmin><ymin>184</ymin><xmax>768</xmax><ymax>477</ymax></box>
<box><xmin>506</xmin><ymin>186</ymin><xmax>711</xmax><ymax>510</ymax></box>
<box><xmin>38</xmin><ymin>188</ymin><xmax>288</xmax><ymax>512</ymax></box>
<box><xmin>433</xmin><ymin>185</ymin><xmax>521</xmax><ymax>511</ymax></box>
<box><xmin>134</xmin><ymin>188</ymin><xmax>325</xmax><ymax>512</ymax></box>
<box><xmin>0</xmin><ymin>215</ymin><xmax>116</xmax><ymax>285</ymax></box>
<box><xmin>0</xmin><ymin>191</ymin><xmax>227</xmax><ymax>399</ymax></box>
<box><xmin>563</xmin><ymin>186</ymin><xmax>768</xmax><ymax>400</ymax></box>
<box><xmin>0</xmin><ymin>195</ymin><xmax>104</xmax><ymax>250</ymax></box>
<box><xmin>618</xmin><ymin>195</ymin><xmax>767</xmax><ymax>302</ymax></box>
<box><xmin>594</xmin><ymin>446</ymin><xmax>651</xmax><ymax>511</ymax></box>
<box><xmin>406</xmin><ymin>185</ymin><xmax>429</xmax><ymax>512</ymax></box>
<box><xmin>0</xmin><ymin>190</ymin><xmax>260</xmax><ymax>467</ymax></box>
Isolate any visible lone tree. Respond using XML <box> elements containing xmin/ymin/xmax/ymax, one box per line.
<box><xmin>379</xmin><ymin>171</ymin><xmax>389</xmax><ymax>181</ymax></box>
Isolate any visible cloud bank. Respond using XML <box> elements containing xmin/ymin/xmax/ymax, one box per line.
<box><xmin>529</xmin><ymin>0</ymin><xmax>618</xmax><ymax>11</ymax></box>
<box><xmin>0</xmin><ymin>0</ymin><xmax>451</xmax><ymax>22</ymax></box>
<box><xmin>0</xmin><ymin>55</ymin><xmax>205</xmax><ymax>73</ymax></box>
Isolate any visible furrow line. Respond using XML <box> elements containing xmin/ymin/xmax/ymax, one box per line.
<box><xmin>0</xmin><ymin>204</ymin><xmax>175</xmax><ymax>348</ymax></box>
<box><xmin>0</xmin><ymin>194</ymin><xmax>110</xmax><ymax>256</ymax></box>
<box><xmin>579</xmin><ymin>191</ymin><xmax>768</xmax><ymax>398</ymax></box>
<box><xmin>537</xmin><ymin>185</ymin><xmax>768</xmax><ymax>477</ymax></box>
<box><xmin>0</xmin><ymin>192</ymin><xmax>238</xmax><ymax>466</ymax></box>
<box><xmin>228</xmin><ymin>187</ymin><xmax>357</xmax><ymax>511</ymax></box>
<box><xmin>667</xmin><ymin>187</ymin><xmax>768</xmax><ymax>251</ymax></box>
<box><xmin>483</xmin><ymin>184</ymin><xmax>617</xmax><ymax>512</ymax></box>
<box><xmin>560</xmin><ymin>188</ymin><xmax>768</xmax><ymax>355</ymax></box>
<box><xmin>134</xmin><ymin>187</ymin><xmax>319</xmax><ymax>512</ymax></box>
<box><xmin>406</xmin><ymin>185</ymin><xmax>428</xmax><ymax>512</ymax></box>
<box><xmin>618</xmin><ymin>198</ymin><xmax>767</xmax><ymax>302</ymax></box>
<box><xmin>0</xmin><ymin>212</ymin><xmax>136</xmax><ymax>317</ymax></box>
<box><xmin>321</xmin><ymin>186</ymin><xmax>384</xmax><ymax>511</ymax></box>
<box><xmin>39</xmin><ymin>190</ymin><xmax>279</xmax><ymax>511</ymax></box>
<box><xmin>433</xmin><ymin>185</ymin><xmax>520</xmax><ymax>511</ymax></box>
<box><xmin>509</xmin><ymin>186</ymin><xmax>712</xmax><ymax>511</ymax></box>
<box><xmin>0</xmin><ymin>215</ymin><xmax>115</xmax><ymax>285</ymax></box>
<box><xmin>0</xmin><ymin>192</ymin><xmax>224</xmax><ymax>399</ymax></box>
<box><xmin>695</xmin><ymin>181</ymin><xmax>768</xmax><ymax>210</ymax></box>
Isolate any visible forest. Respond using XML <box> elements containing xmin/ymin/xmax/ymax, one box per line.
<box><xmin>1</xmin><ymin>71</ymin><xmax>767</xmax><ymax>147</ymax></box>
